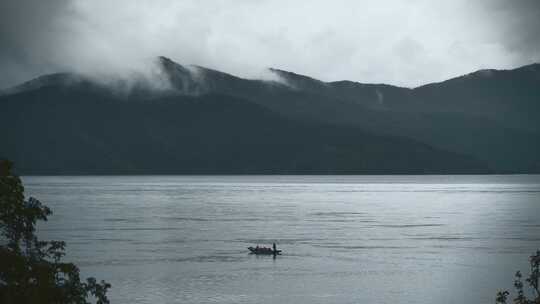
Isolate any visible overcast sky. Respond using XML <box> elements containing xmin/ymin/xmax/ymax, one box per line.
<box><xmin>1</xmin><ymin>0</ymin><xmax>539</xmax><ymax>89</ymax></box>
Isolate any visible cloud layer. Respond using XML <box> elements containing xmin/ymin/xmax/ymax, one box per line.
<box><xmin>1</xmin><ymin>0</ymin><xmax>539</xmax><ymax>89</ymax></box>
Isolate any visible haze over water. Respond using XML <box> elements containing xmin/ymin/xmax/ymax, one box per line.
<box><xmin>24</xmin><ymin>175</ymin><xmax>540</xmax><ymax>304</ymax></box>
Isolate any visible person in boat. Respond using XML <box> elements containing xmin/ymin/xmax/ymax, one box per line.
<box><xmin>273</xmin><ymin>243</ymin><xmax>276</xmax><ymax>252</ymax></box>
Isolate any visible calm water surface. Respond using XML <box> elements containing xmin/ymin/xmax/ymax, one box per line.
<box><xmin>23</xmin><ymin>175</ymin><xmax>540</xmax><ymax>304</ymax></box>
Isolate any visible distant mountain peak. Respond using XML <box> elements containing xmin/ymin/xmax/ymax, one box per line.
<box><xmin>155</xmin><ymin>56</ymin><xmax>208</xmax><ymax>95</ymax></box>
<box><xmin>515</xmin><ymin>62</ymin><xmax>540</xmax><ymax>73</ymax></box>
<box><xmin>156</xmin><ymin>56</ymin><xmax>191</xmax><ymax>75</ymax></box>
<box><xmin>191</xmin><ymin>64</ymin><xmax>242</xmax><ymax>81</ymax></box>
<box><xmin>267</xmin><ymin>68</ymin><xmax>328</xmax><ymax>91</ymax></box>
<box><xmin>464</xmin><ymin>68</ymin><xmax>497</xmax><ymax>79</ymax></box>
<box><xmin>157</xmin><ymin>55</ymin><xmax>173</xmax><ymax>64</ymax></box>
<box><xmin>1</xmin><ymin>73</ymin><xmax>85</xmax><ymax>96</ymax></box>
<box><xmin>268</xmin><ymin>68</ymin><xmax>322</xmax><ymax>82</ymax></box>
<box><xmin>4</xmin><ymin>55</ymin><xmax>539</xmax><ymax>102</ymax></box>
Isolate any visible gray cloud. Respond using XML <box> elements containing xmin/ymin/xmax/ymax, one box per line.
<box><xmin>1</xmin><ymin>0</ymin><xmax>539</xmax><ymax>89</ymax></box>
<box><xmin>0</xmin><ymin>0</ymin><xmax>71</xmax><ymax>84</ymax></box>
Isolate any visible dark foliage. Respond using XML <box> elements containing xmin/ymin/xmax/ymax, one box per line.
<box><xmin>0</xmin><ymin>160</ymin><xmax>110</xmax><ymax>304</ymax></box>
<box><xmin>496</xmin><ymin>250</ymin><xmax>540</xmax><ymax>304</ymax></box>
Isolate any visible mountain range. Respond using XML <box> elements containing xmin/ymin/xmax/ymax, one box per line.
<box><xmin>1</xmin><ymin>56</ymin><xmax>539</xmax><ymax>174</ymax></box>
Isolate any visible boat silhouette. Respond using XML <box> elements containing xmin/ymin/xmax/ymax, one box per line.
<box><xmin>248</xmin><ymin>244</ymin><xmax>281</xmax><ymax>255</ymax></box>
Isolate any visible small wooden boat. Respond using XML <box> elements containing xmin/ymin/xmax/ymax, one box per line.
<box><xmin>248</xmin><ymin>246</ymin><xmax>282</xmax><ymax>255</ymax></box>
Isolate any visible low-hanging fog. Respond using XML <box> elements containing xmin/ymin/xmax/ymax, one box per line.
<box><xmin>1</xmin><ymin>0</ymin><xmax>539</xmax><ymax>89</ymax></box>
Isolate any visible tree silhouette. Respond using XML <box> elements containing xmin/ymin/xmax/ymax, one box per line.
<box><xmin>496</xmin><ymin>250</ymin><xmax>540</xmax><ymax>304</ymax></box>
<box><xmin>0</xmin><ymin>160</ymin><xmax>110</xmax><ymax>304</ymax></box>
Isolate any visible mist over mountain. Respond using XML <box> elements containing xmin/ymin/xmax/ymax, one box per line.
<box><xmin>1</xmin><ymin>57</ymin><xmax>538</xmax><ymax>174</ymax></box>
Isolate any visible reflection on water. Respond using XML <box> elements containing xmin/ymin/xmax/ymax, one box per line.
<box><xmin>24</xmin><ymin>175</ymin><xmax>540</xmax><ymax>304</ymax></box>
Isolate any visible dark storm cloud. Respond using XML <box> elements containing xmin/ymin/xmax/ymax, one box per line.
<box><xmin>0</xmin><ymin>0</ymin><xmax>539</xmax><ymax>89</ymax></box>
<box><xmin>470</xmin><ymin>0</ymin><xmax>540</xmax><ymax>64</ymax></box>
<box><xmin>0</xmin><ymin>0</ymin><xmax>73</xmax><ymax>86</ymax></box>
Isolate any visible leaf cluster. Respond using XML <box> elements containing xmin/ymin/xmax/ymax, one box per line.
<box><xmin>496</xmin><ymin>250</ymin><xmax>540</xmax><ymax>304</ymax></box>
<box><xmin>0</xmin><ymin>160</ymin><xmax>110</xmax><ymax>304</ymax></box>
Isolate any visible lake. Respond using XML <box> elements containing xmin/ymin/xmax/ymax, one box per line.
<box><xmin>23</xmin><ymin>175</ymin><xmax>540</xmax><ymax>304</ymax></box>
